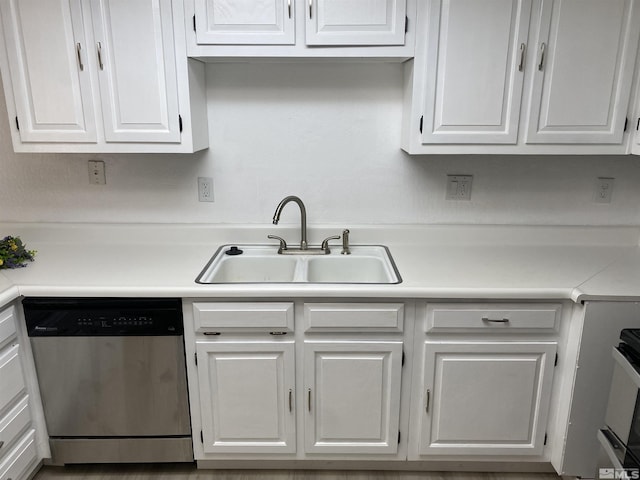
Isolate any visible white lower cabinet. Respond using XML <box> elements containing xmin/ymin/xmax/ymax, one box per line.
<box><xmin>186</xmin><ymin>300</ymin><xmax>407</xmax><ymax>460</ymax></box>
<box><xmin>303</xmin><ymin>341</ymin><xmax>402</xmax><ymax>454</ymax></box>
<box><xmin>196</xmin><ymin>340</ymin><xmax>296</xmax><ymax>454</ymax></box>
<box><xmin>0</xmin><ymin>430</ymin><xmax>37</xmax><ymax>480</ymax></box>
<box><xmin>0</xmin><ymin>305</ymin><xmax>41</xmax><ymax>480</ymax></box>
<box><xmin>413</xmin><ymin>341</ymin><xmax>556</xmax><ymax>457</ymax></box>
<box><xmin>410</xmin><ymin>302</ymin><xmax>561</xmax><ymax>461</ymax></box>
<box><xmin>186</xmin><ymin>300</ymin><xmax>562</xmax><ymax>469</ymax></box>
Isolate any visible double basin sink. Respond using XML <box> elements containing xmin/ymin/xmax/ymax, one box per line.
<box><xmin>196</xmin><ymin>245</ymin><xmax>401</xmax><ymax>284</ymax></box>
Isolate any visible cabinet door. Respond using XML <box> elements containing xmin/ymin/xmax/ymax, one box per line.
<box><xmin>416</xmin><ymin>342</ymin><xmax>556</xmax><ymax>456</ymax></box>
<box><xmin>0</xmin><ymin>344</ymin><xmax>26</xmax><ymax>410</ymax></box>
<box><xmin>304</xmin><ymin>341</ymin><xmax>402</xmax><ymax>454</ymax></box>
<box><xmin>196</xmin><ymin>341</ymin><xmax>296</xmax><ymax>454</ymax></box>
<box><xmin>194</xmin><ymin>0</ymin><xmax>295</xmax><ymax>45</ymax></box>
<box><xmin>305</xmin><ymin>0</ymin><xmax>406</xmax><ymax>46</ymax></box>
<box><xmin>0</xmin><ymin>0</ymin><xmax>96</xmax><ymax>142</ymax></box>
<box><xmin>420</xmin><ymin>0</ymin><xmax>532</xmax><ymax>144</ymax></box>
<box><xmin>90</xmin><ymin>0</ymin><xmax>180</xmax><ymax>143</ymax></box>
<box><xmin>526</xmin><ymin>0</ymin><xmax>640</xmax><ymax>144</ymax></box>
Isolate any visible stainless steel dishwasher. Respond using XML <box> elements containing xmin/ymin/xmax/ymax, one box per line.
<box><xmin>23</xmin><ymin>297</ymin><xmax>193</xmax><ymax>465</ymax></box>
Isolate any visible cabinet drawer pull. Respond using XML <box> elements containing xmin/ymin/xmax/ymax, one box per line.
<box><xmin>307</xmin><ymin>388</ymin><xmax>312</xmax><ymax>412</ymax></box>
<box><xmin>269</xmin><ymin>331</ymin><xmax>287</xmax><ymax>336</ymax></box>
<box><xmin>538</xmin><ymin>42</ymin><xmax>546</xmax><ymax>71</ymax></box>
<box><xmin>203</xmin><ymin>331</ymin><xmax>221</xmax><ymax>336</ymax></box>
<box><xmin>309</xmin><ymin>0</ymin><xmax>313</xmax><ymax>19</ymax></box>
<box><xmin>288</xmin><ymin>389</ymin><xmax>293</xmax><ymax>412</ymax></box>
<box><xmin>425</xmin><ymin>389</ymin><xmax>430</xmax><ymax>413</ymax></box>
<box><xmin>287</xmin><ymin>0</ymin><xmax>291</xmax><ymax>18</ymax></box>
<box><xmin>518</xmin><ymin>43</ymin><xmax>525</xmax><ymax>72</ymax></box>
<box><xmin>482</xmin><ymin>317</ymin><xmax>510</xmax><ymax>323</ymax></box>
<box><xmin>0</xmin><ymin>440</ymin><xmax>4</xmax><ymax>449</ymax></box>
<box><xmin>97</xmin><ymin>42</ymin><xmax>104</xmax><ymax>70</ymax></box>
<box><xmin>76</xmin><ymin>43</ymin><xmax>84</xmax><ymax>71</ymax></box>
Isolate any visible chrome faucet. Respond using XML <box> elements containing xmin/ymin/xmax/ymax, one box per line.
<box><xmin>270</xmin><ymin>196</ymin><xmax>341</xmax><ymax>255</ymax></box>
<box><xmin>272</xmin><ymin>195</ymin><xmax>308</xmax><ymax>250</ymax></box>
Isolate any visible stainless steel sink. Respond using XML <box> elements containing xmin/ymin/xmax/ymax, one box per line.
<box><xmin>196</xmin><ymin>245</ymin><xmax>401</xmax><ymax>284</ymax></box>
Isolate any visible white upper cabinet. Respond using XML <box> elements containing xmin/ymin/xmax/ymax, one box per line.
<box><xmin>194</xmin><ymin>0</ymin><xmax>295</xmax><ymax>45</ymax></box>
<box><xmin>187</xmin><ymin>0</ymin><xmax>415</xmax><ymax>58</ymax></box>
<box><xmin>0</xmin><ymin>0</ymin><xmax>208</xmax><ymax>153</ymax></box>
<box><xmin>420</xmin><ymin>0</ymin><xmax>532</xmax><ymax>144</ymax></box>
<box><xmin>525</xmin><ymin>0</ymin><xmax>640</xmax><ymax>144</ymax></box>
<box><xmin>91</xmin><ymin>0</ymin><xmax>181</xmax><ymax>143</ymax></box>
<box><xmin>401</xmin><ymin>0</ymin><xmax>640</xmax><ymax>154</ymax></box>
<box><xmin>0</xmin><ymin>0</ymin><xmax>97</xmax><ymax>142</ymax></box>
<box><xmin>305</xmin><ymin>0</ymin><xmax>406</xmax><ymax>46</ymax></box>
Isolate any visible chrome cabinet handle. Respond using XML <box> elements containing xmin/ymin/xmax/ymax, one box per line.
<box><xmin>97</xmin><ymin>42</ymin><xmax>104</xmax><ymax>70</ymax></box>
<box><xmin>482</xmin><ymin>317</ymin><xmax>510</xmax><ymax>323</ymax></box>
<box><xmin>0</xmin><ymin>440</ymin><xmax>4</xmax><ymax>449</ymax></box>
<box><xmin>76</xmin><ymin>43</ymin><xmax>84</xmax><ymax>71</ymax></box>
<box><xmin>538</xmin><ymin>42</ymin><xmax>546</xmax><ymax>71</ymax></box>
<box><xmin>309</xmin><ymin>0</ymin><xmax>313</xmax><ymax>18</ymax></box>
<box><xmin>518</xmin><ymin>43</ymin><xmax>525</xmax><ymax>72</ymax></box>
<box><xmin>289</xmin><ymin>389</ymin><xmax>293</xmax><ymax>412</ymax></box>
<box><xmin>288</xmin><ymin>0</ymin><xmax>291</xmax><ymax>18</ymax></box>
<box><xmin>307</xmin><ymin>388</ymin><xmax>312</xmax><ymax>412</ymax></box>
<box><xmin>425</xmin><ymin>389</ymin><xmax>430</xmax><ymax>413</ymax></box>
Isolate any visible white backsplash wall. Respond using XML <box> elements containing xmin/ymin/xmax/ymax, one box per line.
<box><xmin>1</xmin><ymin>62</ymin><xmax>639</xmax><ymax>225</ymax></box>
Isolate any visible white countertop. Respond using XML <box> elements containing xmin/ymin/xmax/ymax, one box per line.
<box><xmin>0</xmin><ymin>223</ymin><xmax>638</xmax><ymax>304</ymax></box>
<box><xmin>0</xmin><ymin>273</ymin><xmax>18</xmax><ymax>305</ymax></box>
<box><xmin>574</xmin><ymin>247</ymin><xmax>640</xmax><ymax>302</ymax></box>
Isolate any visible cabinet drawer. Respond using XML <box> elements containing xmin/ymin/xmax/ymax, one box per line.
<box><xmin>193</xmin><ymin>302</ymin><xmax>294</xmax><ymax>332</ymax></box>
<box><xmin>0</xmin><ymin>346</ymin><xmax>26</xmax><ymax>412</ymax></box>
<box><xmin>304</xmin><ymin>303</ymin><xmax>404</xmax><ymax>332</ymax></box>
<box><xmin>0</xmin><ymin>396</ymin><xmax>30</xmax><ymax>457</ymax></box>
<box><xmin>426</xmin><ymin>304</ymin><xmax>561</xmax><ymax>333</ymax></box>
<box><xmin>0</xmin><ymin>307</ymin><xmax>16</xmax><ymax>350</ymax></box>
<box><xmin>0</xmin><ymin>429</ymin><xmax>37</xmax><ymax>480</ymax></box>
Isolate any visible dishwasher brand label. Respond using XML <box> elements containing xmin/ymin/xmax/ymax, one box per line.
<box><xmin>34</xmin><ymin>326</ymin><xmax>57</xmax><ymax>332</ymax></box>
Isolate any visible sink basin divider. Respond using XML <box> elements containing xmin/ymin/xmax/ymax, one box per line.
<box><xmin>292</xmin><ymin>257</ymin><xmax>309</xmax><ymax>282</ymax></box>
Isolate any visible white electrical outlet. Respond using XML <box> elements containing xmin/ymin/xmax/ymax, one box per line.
<box><xmin>88</xmin><ymin>160</ymin><xmax>106</xmax><ymax>185</ymax></box>
<box><xmin>446</xmin><ymin>175</ymin><xmax>473</xmax><ymax>201</ymax></box>
<box><xmin>594</xmin><ymin>177</ymin><xmax>614</xmax><ymax>204</ymax></box>
<box><xmin>198</xmin><ymin>177</ymin><xmax>214</xmax><ymax>202</ymax></box>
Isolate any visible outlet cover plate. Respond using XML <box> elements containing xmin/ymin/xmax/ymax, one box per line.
<box><xmin>88</xmin><ymin>160</ymin><xmax>106</xmax><ymax>185</ymax></box>
<box><xmin>594</xmin><ymin>177</ymin><xmax>614</xmax><ymax>204</ymax></box>
<box><xmin>446</xmin><ymin>175</ymin><xmax>472</xmax><ymax>201</ymax></box>
<box><xmin>198</xmin><ymin>177</ymin><xmax>214</xmax><ymax>202</ymax></box>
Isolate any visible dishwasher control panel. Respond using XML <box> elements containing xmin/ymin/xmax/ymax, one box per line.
<box><xmin>23</xmin><ymin>297</ymin><xmax>183</xmax><ymax>336</ymax></box>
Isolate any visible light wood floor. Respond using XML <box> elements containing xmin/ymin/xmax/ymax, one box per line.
<box><xmin>34</xmin><ymin>464</ymin><xmax>564</xmax><ymax>480</ymax></box>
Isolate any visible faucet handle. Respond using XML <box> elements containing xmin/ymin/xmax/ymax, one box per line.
<box><xmin>268</xmin><ymin>235</ymin><xmax>288</xmax><ymax>254</ymax></box>
<box><xmin>320</xmin><ymin>234</ymin><xmax>341</xmax><ymax>254</ymax></box>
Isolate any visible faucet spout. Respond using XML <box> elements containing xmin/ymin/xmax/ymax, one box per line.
<box><xmin>272</xmin><ymin>195</ymin><xmax>307</xmax><ymax>250</ymax></box>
